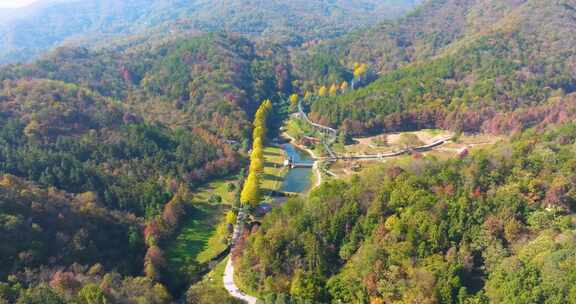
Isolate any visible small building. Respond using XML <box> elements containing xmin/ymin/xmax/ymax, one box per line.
<box><xmin>254</xmin><ymin>203</ymin><xmax>273</xmax><ymax>217</ymax></box>
<box><xmin>284</xmin><ymin>156</ymin><xmax>293</xmax><ymax>167</ymax></box>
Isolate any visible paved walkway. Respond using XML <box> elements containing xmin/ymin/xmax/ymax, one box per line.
<box><xmin>223</xmin><ymin>258</ymin><xmax>257</xmax><ymax>304</ymax></box>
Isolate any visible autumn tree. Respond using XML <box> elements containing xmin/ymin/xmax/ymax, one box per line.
<box><xmin>318</xmin><ymin>86</ymin><xmax>327</xmax><ymax>97</ymax></box>
<box><xmin>240</xmin><ymin>99</ymin><xmax>273</xmax><ymax>207</ymax></box>
<box><xmin>77</xmin><ymin>283</ymin><xmax>108</xmax><ymax>304</ymax></box>
<box><xmin>329</xmin><ymin>84</ymin><xmax>339</xmax><ymax>96</ymax></box>
<box><xmin>353</xmin><ymin>63</ymin><xmax>368</xmax><ymax>81</ymax></box>
<box><xmin>240</xmin><ymin>172</ymin><xmax>261</xmax><ymax>207</ymax></box>
<box><xmin>289</xmin><ymin>94</ymin><xmax>299</xmax><ymax>108</ymax></box>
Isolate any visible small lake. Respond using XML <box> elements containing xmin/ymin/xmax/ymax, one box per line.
<box><xmin>280</xmin><ymin>143</ymin><xmax>314</xmax><ymax>194</ymax></box>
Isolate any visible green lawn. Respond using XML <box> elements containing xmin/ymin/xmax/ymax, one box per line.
<box><xmin>285</xmin><ymin>117</ymin><xmax>318</xmax><ymax>139</ymax></box>
<box><xmin>165</xmin><ymin>176</ymin><xmax>238</xmax><ymax>275</ymax></box>
<box><xmin>165</xmin><ymin>203</ymin><xmax>228</xmax><ymax>267</ymax></box>
<box><xmin>192</xmin><ymin>176</ymin><xmax>238</xmax><ymax>205</ymax></box>
<box><xmin>187</xmin><ymin>257</ymin><xmax>244</xmax><ymax>303</ymax></box>
<box><xmin>261</xmin><ymin>146</ymin><xmax>287</xmax><ymax>192</ymax></box>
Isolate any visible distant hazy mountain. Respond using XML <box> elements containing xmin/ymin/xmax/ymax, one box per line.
<box><xmin>0</xmin><ymin>0</ymin><xmax>422</xmax><ymax>63</ymax></box>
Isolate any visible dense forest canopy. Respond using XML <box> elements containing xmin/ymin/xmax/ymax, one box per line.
<box><xmin>0</xmin><ymin>79</ymin><xmax>239</xmax><ymax>217</ymax></box>
<box><xmin>306</xmin><ymin>0</ymin><xmax>576</xmax><ymax>135</ymax></box>
<box><xmin>237</xmin><ymin>122</ymin><xmax>576</xmax><ymax>303</ymax></box>
<box><xmin>0</xmin><ymin>33</ymin><xmax>287</xmax><ymax>139</ymax></box>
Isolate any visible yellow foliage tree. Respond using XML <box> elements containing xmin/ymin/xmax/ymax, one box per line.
<box><xmin>252</xmin><ymin>137</ymin><xmax>263</xmax><ymax>152</ymax></box>
<box><xmin>329</xmin><ymin>84</ymin><xmax>339</xmax><ymax>96</ymax></box>
<box><xmin>24</xmin><ymin>120</ymin><xmax>40</xmax><ymax>138</ymax></box>
<box><xmin>340</xmin><ymin>81</ymin><xmax>349</xmax><ymax>92</ymax></box>
<box><xmin>225</xmin><ymin>211</ymin><xmax>237</xmax><ymax>225</ymax></box>
<box><xmin>304</xmin><ymin>91</ymin><xmax>312</xmax><ymax>100</ymax></box>
<box><xmin>240</xmin><ymin>172</ymin><xmax>260</xmax><ymax>206</ymax></box>
<box><xmin>253</xmin><ymin>127</ymin><xmax>265</xmax><ymax>142</ymax></box>
<box><xmin>261</xmin><ymin>99</ymin><xmax>272</xmax><ymax>111</ymax></box>
<box><xmin>289</xmin><ymin>94</ymin><xmax>299</xmax><ymax>107</ymax></box>
<box><xmin>249</xmin><ymin>156</ymin><xmax>264</xmax><ymax>174</ymax></box>
<box><xmin>318</xmin><ymin>86</ymin><xmax>327</xmax><ymax>97</ymax></box>
<box><xmin>354</xmin><ymin>63</ymin><xmax>368</xmax><ymax>79</ymax></box>
<box><xmin>240</xmin><ymin>99</ymin><xmax>273</xmax><ymax>207</ymax></box>
<box><xmin>251</xmin><ymin>142</ymin><xmax>263</xmax><ymax>160</ymax></box>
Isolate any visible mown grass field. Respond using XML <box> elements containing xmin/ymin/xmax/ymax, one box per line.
<box><xmin>165</xmin><ymin>176</ymin><xmax>238</xmax><ymax>274</ymax></box>
<box><xmin>186</xmin><ymin>257</ymin><xmax>244</xmax><ymax>303</ymax></box>
<box><xmin>261</xmin><ymin>145</ymin><xmax>287</xmax><ymax>193</ymax></box>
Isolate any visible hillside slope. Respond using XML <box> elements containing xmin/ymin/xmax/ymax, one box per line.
<box><xmin>0</xmin><ymin>78</ymin><xmax>239</xmax><ymax>217</ymax></box>
<box><xmin>0</xmin><ymin>0</ymin><xmax>421</xmax><ymax>63</ymax></box>
<box><xmin>0</xmin><ymin>33</ymin><xmax>283</xmax><ymax>139</ymax></box>
<box><xmin>307</xmin><ymin>0</ymin><xmax>576</xmax><ymax>135</ymax></box>
<box><xmin>237</xmin><ymin>121</ymin><xmax>576</xmax><ymax>303</ymax></box>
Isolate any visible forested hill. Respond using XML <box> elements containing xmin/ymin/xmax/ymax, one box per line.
<box><xmin>314</xmin><ymin>0</ymin><xmax>529</xmax><ymax>73</ymax></box>
<box><xmin>0</xmin><ymin>78</ymin><xmax>240</xmax><ymax>217</ymax></box>
<box><xmin>304</xmin><ymin>0</ymin><xmax>576</xmax><ymax>135</ymax></box>
<box><xmin>238</xmin><ymin>121</ymin><xmax>576</xmax><ymax>303</ymax></box>
<box><xmin>0</xmin><ymin>0</ymin><xmax>421</xmax><ymax>64</ymax></box>
<box><xmin>0</xmin><ymin>33</ymin><xmax>284</xmax><ymax>140</ymax></box>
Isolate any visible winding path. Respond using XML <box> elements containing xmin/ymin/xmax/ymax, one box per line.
<box><xmin>297</xmin><ymin>99</ymin><xmax>453</xmax><ymax>161</ymax></box>
<box><xmin>297</xmin><ymin>101</ymin><xmax>338</xmax><ymax>159</ymax></box>
<box><xmin>224</xmin><ymin>258</ymin><xmax>257</xmax><ymax>304</ymax></box>
<box><xmin>223</xmin><ymin>211</ymin><xmax>258</xmax><ymax>303</ymax></box>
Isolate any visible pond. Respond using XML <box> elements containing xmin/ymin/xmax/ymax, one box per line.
<box><xmin>280</xmin><ymin>143</ymin><xmax>314</xmax><ymax>194</ymax></box>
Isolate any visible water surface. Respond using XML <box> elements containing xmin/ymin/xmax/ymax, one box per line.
<box><xmin>280</xmin><ymin>143</ymin><xmax>314</xmax><ymax>193</ymax></box>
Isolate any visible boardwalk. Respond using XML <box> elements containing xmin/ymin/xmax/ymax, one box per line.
<box><xmin>298</xmin><ymin>101</ymin><xmax>338</xmax><ymax>159</ymax></box>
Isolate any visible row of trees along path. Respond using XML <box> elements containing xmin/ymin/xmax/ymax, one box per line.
<box><xmin>223</xmin><ymin>63</ymin><xmax>453</xmax><ymax>303</ymax></box>
<box><xmin>224</xmin><ymin>100</ymin><xmax>272</xmax><ymax>304</ymax></box>
<box><xmin>222</xmin><ymin>68</ymin><xmax>368</xmax><ymax>302</ymax></box>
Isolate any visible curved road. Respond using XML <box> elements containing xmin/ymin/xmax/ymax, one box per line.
<box><xmin>224</xmin><ymin>258</ymin><xmax>257</xmax><ymax>304</ymax></box>
<box><xmin>222</xmin><ymin>210</ymin><xmax>258</xmax><ymax>303</ymax></box>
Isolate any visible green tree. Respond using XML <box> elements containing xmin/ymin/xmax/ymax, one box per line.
<box><xmin>77</xmin><ymin>284</ymin><xmax>107</xmax><ymax>304</ymax></box>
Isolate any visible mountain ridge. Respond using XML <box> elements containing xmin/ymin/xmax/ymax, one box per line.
<box><xmin>0</xmin><ymin>0</ymin><xmax>422</xmax><ymax>64</ymax></box>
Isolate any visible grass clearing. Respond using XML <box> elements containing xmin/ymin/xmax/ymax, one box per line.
<box><xmin>186</xmin><ymin>257</ymin><xmax>243</xmax><ymax>303</ymax></box>
<box><xmin>344</xmin><ymin>129</ymin><xmax>454</xmax><ymax>155</ymax></box>
<box><xmin>165</xmin><ymin>203</ymin><xmax>228</xmax><ymax>267</ymax></box>
<box><xmin>285</xmin><ymin>116</ymin><xmax>317</xmax><ymax>139</ymax></box>
<box><xmin>165</xmin><ymin>176</ymin><xmax>238</xmax><ymax>276</ymax></box>
<box><xmin>192</xmin><ymin>176</ymin><xmax>238</xmax><ymax>205</ymax></box>
<box><xmin>261</xmin><ymin>145</ymin><xmax>287</xmax><ymax>192</ymax></box>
